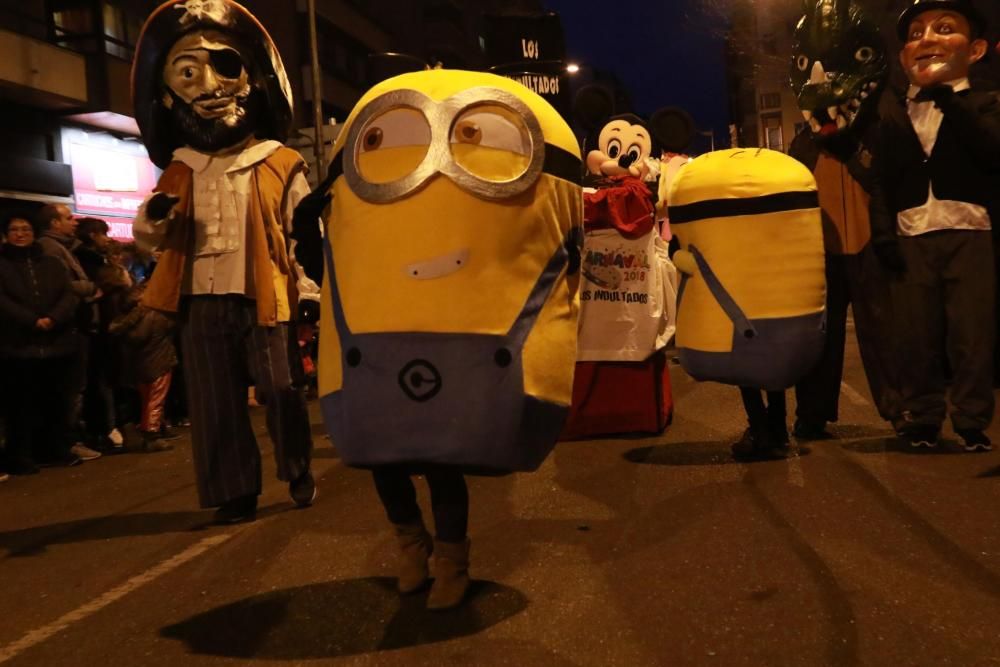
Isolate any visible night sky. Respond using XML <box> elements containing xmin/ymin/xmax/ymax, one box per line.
<box><xmin>544</xmin><ymin>0</ymin><xmax>732</xmax><ymax>151</ymax></box>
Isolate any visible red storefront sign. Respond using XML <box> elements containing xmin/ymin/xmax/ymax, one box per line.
<box><xmin>68</xmin><ymin>138</ymin><xmax>158</xmax><ymax>240</ymax></box>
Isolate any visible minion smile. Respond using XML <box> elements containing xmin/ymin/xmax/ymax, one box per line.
<box><xmin>403</xmin><ymin>248</ymin><xmax>471</xmax><ymax>280</ymax></box>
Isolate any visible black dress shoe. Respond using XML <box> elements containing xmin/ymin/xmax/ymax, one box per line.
<box><xmin>213</xmin><ymin>495</ymin><xmax>258</xmax><ymax>524</ymax></box>
<box><xmin>289</xmin><ymin>470</ymin><xmax>316</xmax><ymax>508</ymax></box>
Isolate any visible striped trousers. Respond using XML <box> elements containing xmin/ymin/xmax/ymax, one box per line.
<box><xmin>180</xmin><ymin>296</ymin><xmax>313</xmax><ymax>508</ymax></box>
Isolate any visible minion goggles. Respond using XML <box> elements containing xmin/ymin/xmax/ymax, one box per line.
<box><xmin>339</xmin><ymin>86</ymin><xmax>581</xmax><ymax>203</ymax></box>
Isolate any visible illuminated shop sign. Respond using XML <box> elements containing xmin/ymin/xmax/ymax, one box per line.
<box><xmin>63</xmin><ymin>128</ymin><xmax>159</xmax><ymax>240</ymax></box>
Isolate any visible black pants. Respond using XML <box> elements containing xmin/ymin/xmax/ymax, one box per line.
<box><xmin>3</xmin><ymin>356</ymin><xmax>73</xmax><ymax>465</ymax></box>
<box><xmin>795</xmin><ymin>246</ymin><xmax>903</xmax><ymax>426</ymax></box>
<box><xmin>891</xmin><ymin>231</ymin><xmax>995</xmax><ymax>432</ymax></box>
<box><xmin>83</xmin><ymin>333</ymin><xmax>117</xmax><ymax>437</ymax></box>
<box><xmin>180</xmin><ymin>296</ymin><xmax>313</xmax><ymax>508</ymax></box>
<box><xmin>740</xmin><ymin>388</ymin><xmax>787</xmax><ymax>434</ymax></box>
<box><xmin>372</xmin><ymin>466</ymin><xmax>469</xmax><ymax>543</ymax></box>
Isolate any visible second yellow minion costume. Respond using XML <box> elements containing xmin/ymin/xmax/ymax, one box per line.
<box><xmin>669</xmin><ymin>148</ymin><xmax>826</xmax><ymax>392</ymax></box>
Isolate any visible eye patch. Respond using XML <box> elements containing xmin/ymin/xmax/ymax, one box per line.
<box><xmin>209</xmin><ymin>49</ymin><xmax>244</xmax><ymax>79</ymax></box>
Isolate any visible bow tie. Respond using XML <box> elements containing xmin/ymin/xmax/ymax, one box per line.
<box><xmin>910</xmin><ymin>85</ymin><xmax>954</xmax><ymax>105</ymax></box>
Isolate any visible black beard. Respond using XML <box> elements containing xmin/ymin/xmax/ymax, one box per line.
<box><xmin>166</xmin><ymin>88</ymin><xmax>261</xmax><ymax>153</ymax></box>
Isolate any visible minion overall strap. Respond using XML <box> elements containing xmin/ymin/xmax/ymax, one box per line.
<box><xmin>505</xmin><ymin>240</ymin><xmax>569</xmax><ymax>345</ymax></box>
<box><xmin>687</xmin><ymin>244</ymin><xmax>756</xmax><ymax>339</ymax></box>
<box><xmin>322</xmin><ymin>238</ymin><xmax>570</xmax><ymax>344</ymax></box>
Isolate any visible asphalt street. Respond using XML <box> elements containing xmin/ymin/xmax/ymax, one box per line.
<box><xmin>1</xmin><ymin>330</ymin><xmax>999</xmax><ymax>666</ymax></box>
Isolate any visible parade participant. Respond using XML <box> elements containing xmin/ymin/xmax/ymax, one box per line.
<box><xmin>297</xmin><ymin>68</ymin><xmax>582</xmax><ymax>609</ymax></box>
<box><xmin>131</xmin><ymin>0</ymin><xmax>315</xmax><ymax>523</ymax></box>
<box><xmin>787</xmin><ymin>0</ymin><xmax>901</xmax><ymax>439</ymax></box>
<box><xmin>869</xmin><ymin>0</ymin><xmax>1000</xmax><ymax>451</ymax></box>
<box><xmin>669</xmin><ymin>149</ymin><xmax>826</xmax><ymax>458</ymax></box>
<box><xmin>561</xmin><ymin>87</ymin><xmax>682</xmax><ymax>438</ymax></box>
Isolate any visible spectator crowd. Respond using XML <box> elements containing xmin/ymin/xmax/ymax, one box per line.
<box><xmin>0</xmin><ymin>205</ymin><xmax>192</xmax><ymax>482</ymax></box>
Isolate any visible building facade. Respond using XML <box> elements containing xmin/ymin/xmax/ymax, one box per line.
<box><xmin>0</xmin><ymin>0</ymin><xmax>564</xmax><ymax>228</ymax></box>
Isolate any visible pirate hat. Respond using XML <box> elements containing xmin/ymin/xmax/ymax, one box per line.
<box><xmin>131</xmin><ymin>0</ymin><xmax>294</xmax><ymax>168</ymax></box>
<box><xmin>896</xmin><ymin>0</ymin><xmax>986</xmax><ymax>41</ymax></box>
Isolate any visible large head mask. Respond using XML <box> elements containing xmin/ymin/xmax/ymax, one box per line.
<box><xmin>132</xmin><ymin>0</ymin><xmax>294</xmax><ymax>168</ymax></box>
<box><xmin>790</xmin><ymin>0</ymin><xmax>887</xmax><ymax>138</ymax></box>
<box><xmin>896</xmin><ymin>0</ymin><xmax>988</xmax><ymax>89</ymax></box>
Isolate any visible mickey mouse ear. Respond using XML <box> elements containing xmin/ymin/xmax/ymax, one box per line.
<box><xmin>649</xmin><ymin>107</ymin><xmax>696</xmax><ymax>153</ymax></box>
<box><xmin>572</xmin><ymin>84</ymin><xmax>615</xmax><ymax>132</ymax></box>
<box><xmin>367</xmin><ymin>52</ymin><xmax>431</xmax><ymax>88</ymax></box>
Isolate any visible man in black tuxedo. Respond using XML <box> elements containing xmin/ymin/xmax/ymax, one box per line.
<box><xmin>870</xmin><ymin>0</ymin><xmax>1000</xmax><ymax>451</ymax></box>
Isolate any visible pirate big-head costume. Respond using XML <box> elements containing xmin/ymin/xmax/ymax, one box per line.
<box><xmin>131</xmin><ymin>0</ymin><xmax>294</xmax><ymax>168</ymax></box>
<box><xmin>130</xmin><ymin>1</ymin><xmax>317</xmax><ymax>521</ymax></box>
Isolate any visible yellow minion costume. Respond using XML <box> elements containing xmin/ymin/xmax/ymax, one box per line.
<box><xmin>668</xmin><ymin>148</ymin><xmax>826</xmax><ymax>392</ymax></box>
<box><xmin>317</xmin><ymin>69</ymin><xmax>583</xmax><ymax>473</ymax></box>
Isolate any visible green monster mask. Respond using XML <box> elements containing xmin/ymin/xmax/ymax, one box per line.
<box><xmin>790</xmin><ymin>0</ymin><xmax>887</xmax><ymax>138</ymax></box>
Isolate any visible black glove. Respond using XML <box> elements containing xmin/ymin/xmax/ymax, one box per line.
<box><xmin>146</xmin><ymin>192</ymin><xmax>180</xmax><ymax>220</ymax></box>
<box><xmin>873</xmin><ymin>241</ymin><xmax>906</xmax><ymax>274</ymax></box>
<box><xmin>291</xmin><ymin>177</ymin><xmax>334</xmax><ymax>285</ymax></box>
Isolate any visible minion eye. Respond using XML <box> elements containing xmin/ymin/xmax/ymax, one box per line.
<box><xmin>454</xmin><ymin>120</ymin><xmax>482</xmax><ymax>145</ymax></box>
<box><xmin>855</xmin><ymin>46</ymin><xmax>874</xmax><ymax>63</ymax></box>
<box><xmin>355</xmin><ymin>107</ymin><xmax>431</xmax><ymax>184</ymax></box>
<box><xmin>450</xmin><ymin>106</ymin><xmax>530</xmax><ymax>155</ymax></box>
<box><xmin>607</xmin><ymin>139</ymin><xmax>622</xmax><ymax>159</ymax></box>
<box><xmin>362</xmin><ymin>127</ymin><xmax>383</xmax><ymax>151</ymax></box>
<box><xmin>796</xmin><ymin>54</ymin><xmax>810</xmax><ymax>71</ymax></box>
<box><xmin>450</xmin><ymin>104</ymin><xmax>533</xmax><ymax>182</ymax></box>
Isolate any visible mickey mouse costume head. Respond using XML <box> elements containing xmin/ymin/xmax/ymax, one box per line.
<box><xmin>573</xmin><ymin>85</ymin><xmax>696</xmax><ymax>184</ymax></box>
<box><xmin>588</xmin><ymin>113</ymin><xmax>654</xmax><ymax>178</ymax></box>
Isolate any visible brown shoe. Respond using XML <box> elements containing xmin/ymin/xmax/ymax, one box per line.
<box><xmin>427</xmin><ymin>538</ymin><xmax>470</xmax><ymax>610</ymax></box>
<box><xmin>394</xmin><ymin>520</ymin><xmax>432</xmax><ymax>594</ymax></box>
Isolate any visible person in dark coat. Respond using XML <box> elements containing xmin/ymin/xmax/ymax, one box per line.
<box><xmin>75</xmin><ymin>217</ymin><xmax>124</xmax><ymax>450</ymax></box>
<box><xmin>0</xmin><ymin>211</ymin><xmax>81</xmax><ymax>473</ymax></box>
<box><xmin>108</xmin><ymin>283</ymin><xmax>178</xmax><ymax>453</ymax></box>
<box><xmin>35</xmin><ymin>204</ymin><xmax>103</xmax><ymax>462</ymax></box>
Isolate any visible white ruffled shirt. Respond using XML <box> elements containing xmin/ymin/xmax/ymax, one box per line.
<box><xmin>134</xmin><ymin>140</ymin><xmax>317</xmax><ymax>300</ymax></box>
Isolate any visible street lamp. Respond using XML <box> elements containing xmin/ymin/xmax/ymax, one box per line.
<box><xmin>566</xmin><ymin>63</ymin><xmax>580</xmax><ymax>74</ymax></box>
<box><xmin>699</xmin><ymin>129</ymin><xmax>716</xmax><ymax>152</ymax></box>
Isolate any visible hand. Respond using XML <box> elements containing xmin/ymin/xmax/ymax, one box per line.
<box><xmin>673</xmin><ymin>249</ymin><xmax>697</xmax><ymax>276</ymax></box>
<box><xmin>873</xmin><ymin>241</ymin><xmax>906</xmax><ymax>273</ymax></box>
<box><xmin>35</xmin><ymin>317</ymin><xmax>54</xmax><ymax>331</ymax></box>
<box><xmin>146</xmin><ymin>192</ymin><xmax>180</xmax><ymax>220</ymax></box>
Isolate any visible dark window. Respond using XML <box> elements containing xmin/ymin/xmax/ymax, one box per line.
<box><xmin>760</xmin><ymin>92</ymin><xmax>782</xmax><ymax>110</ymax></box>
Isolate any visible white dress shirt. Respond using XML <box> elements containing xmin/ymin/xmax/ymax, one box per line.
<box><xmin>897</xmin><ymin>78</ymin><xmax>992</xmax><ymax>237</ymax></box>
<box><xmin>133</xmin><ymin>139</ymin><xmax>314</xmax><ymax>299</ymax></box>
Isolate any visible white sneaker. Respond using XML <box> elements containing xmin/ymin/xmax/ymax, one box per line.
<box><xmin>107</xmin><ymin>428</ymin><xmax>124</xmax><ymax>447</ymax></box>
<box><xmin>70</xmin><ymin>443</ymin><xmax>102</xmax><ymax>461</ymax></box>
